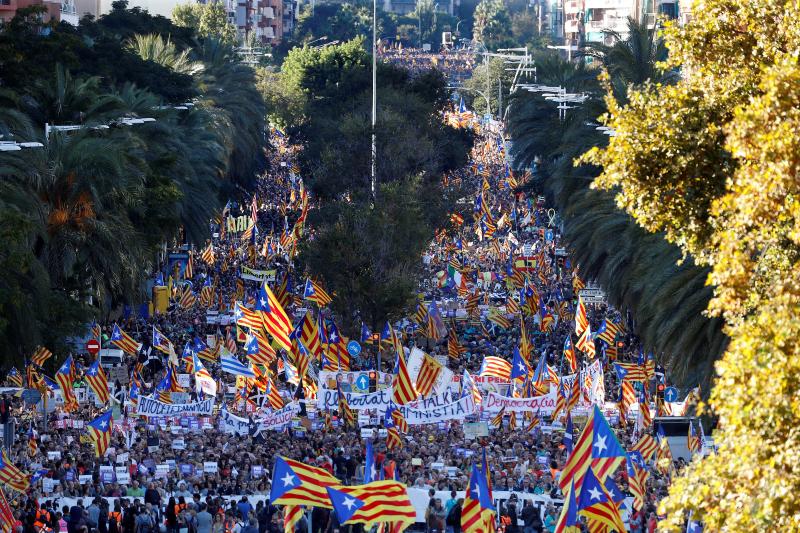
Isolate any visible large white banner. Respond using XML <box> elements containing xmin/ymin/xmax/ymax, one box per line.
<box><xmin>137</xmin><ymin>397</ymin><xmax>215</xmax><ymax>417</ymax></box>
<box><xmin>316</xmin><ymin>388</ymin><xmax>460</xmax><ymax>411</ymax></box>
<box><xmin>219</xmin><ymin>404</ymin><xmax>298</xmax><ymax>435</ymax></box>
<box><xmin>400</xmin><ymin>394</ymin><xmax>476</xmax><ymax>424</ymax></box>
<box><xmin>482</xmin><ymin>390</ymin><xmax>557</xmax><ymax>414</ymax></box>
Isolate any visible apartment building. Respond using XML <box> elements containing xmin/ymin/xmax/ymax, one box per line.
<box><xmin>564</xmin><ymin>0</ymin><xmax>680</xmax><ymax>45</ymax></box>
<box><xmin>0</xmin><ymin>0</ymin><xmax>80</xmax><ymax>24</ymax></box>
<box><xmin>198</xmin><ymin>0</ymin><xmax>292</xmax><ymax>45</ymax></box>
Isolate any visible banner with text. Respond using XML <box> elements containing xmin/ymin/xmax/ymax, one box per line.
<box><xmin>137</xmin><ymin>397</ymin><xmax>215</xmax><ymax>417</ymax></box>
<box><xmin>239</xmin><ymin>266</ymin><xmax>276</xmax><ymax>283</ymax></box>
<box><xmin>483</xmin><ymin>390</ymin><xmax>557</xmax><ymax>414</ymax></box>
<box><xmin>219</xmin><ymin>404</ymin><xmax>298</xmax><ymax>435</ymax></box>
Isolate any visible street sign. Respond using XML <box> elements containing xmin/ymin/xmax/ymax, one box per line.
<box><xmin>347</xmin><ymin>340</ymin><xmax>362</xmax><ymax>357</ymax></box>
<box><xmin>579</xmin><ymin>288</ymin><xmax>606</xmax><ymax>304</ymax></box>
<box><xmin>86</xmin><ymin>339</ymin><xmax>100</xmax><ymax>355</ymax></box>
<box><xmin>664</xmin><ymin>387</ymin><xmax>679</xmax><ymax>403</ymax></box>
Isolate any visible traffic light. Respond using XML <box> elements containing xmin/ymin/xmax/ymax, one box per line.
<box><xmin>368</xmin><ymin>371</ymin><xmax>377</xmax><ymax>393</ymax></box>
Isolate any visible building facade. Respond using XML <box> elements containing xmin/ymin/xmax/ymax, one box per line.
<box><xmin>0</xmin><ymin>0</ymin><xmax>81</xmax><ymax>24</ymax></box>
<box><xmin>562</xmin><ymin>0</ymin><xmax>683</xmax><ymax>47</ymax></box>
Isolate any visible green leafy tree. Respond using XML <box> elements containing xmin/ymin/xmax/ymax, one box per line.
<box><xmin>265</xmin><ymin>39</ymin><xmax>471</xmax><ymax>336</ymax></box>
<box><xmin>472</xmin><ymin>0</ymin><xmax>512</xmax><ymax>48</ymax></box>
<box><xmin>507</xmin><ymin>45</ymin><xmax>727</xmax><ymax>391</ymax></box>
<box><xmin>171</xmin><ymin>3</ymin><xmax>202</xmax><ymax>30</ymax></box>
<box><xmin>198</xmin><ymin>2</ymin><xmax>239</xmax><ymax>46</ymax></box>
<box><xmin>577</xmin><ymin>1</ymin><xmax>800</xmax><ymax>530</ymax></box>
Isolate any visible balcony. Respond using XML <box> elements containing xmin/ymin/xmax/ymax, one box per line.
<box><xmin>563</xmin><ymin>0</ymin><xmax>582</xmax><ymax>15</ymax></box>
<box><xmin>564</xmin><ymin>18</ymin><xmax>581</xmax><ymax>34</ymax></box>
<box><xmin>584</xmin><ymin>0</ymin><xmax>630</xmax><ymax>8</ymax></box>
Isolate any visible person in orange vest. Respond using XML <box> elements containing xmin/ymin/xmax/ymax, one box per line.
<box><xmin>108</xmin><ymin>503</ymin><xmax>122</xmax><ymax>533</ymax></box>
<box><xmin>34</xmin><ymin>506</ymin><xmax>53</xmax><ymax>533</ymax></box>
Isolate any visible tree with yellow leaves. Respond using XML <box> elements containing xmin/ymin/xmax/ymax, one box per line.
<box><xmin>581</xmin><ymin>0</ymin><xmax>800</xmax><ymax>530</ymax></box>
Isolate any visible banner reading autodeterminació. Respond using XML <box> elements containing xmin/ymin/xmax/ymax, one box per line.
<box><xmin>137</xmin><ymin>397</ymin><xmax>215</xmax><ymax>417</ymax></box>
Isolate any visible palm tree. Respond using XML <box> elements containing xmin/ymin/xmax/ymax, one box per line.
<box><xmin>22</xmin><ymin>64</ymin><xmax>123</xmax><ymax>127</ymax></box>
<box><xmin>581</xmin><ymin>18</ymin><xmax>677</xmax><ymax>101</ymax></box>
<box><xmin>126</xmin><ymin>34</ymin><xmax>204</xmax><ymax>76</ymax></box>
<box><xmin>197</xmin><ymin>39</ymin><xmax>268</xmax><ymax>188</ymax></box>
<box><xmin>506</xmin><ymin>33</ymin><xmax>727</xmax><ymax>389</ymax></box>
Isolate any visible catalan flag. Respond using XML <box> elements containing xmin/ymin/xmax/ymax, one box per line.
<box><xmin>30</xmin><ymin>346</ymin><xmax>52</xmax><ymax>367</ymax></box>
<box><xmin>613</xmin><ymin>362</ymin><xmax>648</xmax><ymax>382</ymax></box>
<box><xmin>0</xmin><ymin>451</ymin><xmax>28</xmax><ymax>493</ymax></box>
<box><xmin>479</xmin><ymin>356</ymin><xmax>511</xmax><ymax>380</ymax></box>
<box><xmin>276</xmin><ymin>272</ymin><xmax>292</xmax><ymax>310</ymax></box>
<box><xmin>326</xmin><ymin>481</ymin><xmax>415</xmax><ymax>529</ymax></box>
<box><xmin>391</xmin><ymin>351</ymin><xmax>417</xmax><ymax>406</ymax></box>
<box><xmin>509</xmin><ymin>347</ymin><xmax>531</xmax><ymax>380</ymax></box>
<box><xmin>688</xmin><ymin>421</ymin><xmax>702</xmax><ymax>454</ymax></box>
<box><xmin>595</xmin><ymin>318</ymin><xmax>621</xmax><ymax>346</ymax></box>
<box><xmin>627</xmin><ymin>459</ymin><xmax>649</xmax><ymax>512</ymax></box>
<box><xmin>0</xmin><ymin>487</ymin><xmax>15</xmax><ymax>533</ymax></box>
<box><xmin>179</xmin><ymin>286</ymin><xmax>197</xmax><ymax>309</ymax></box>
<box><xmin>576</xmin><ymin>467</ymin><xmax>625</xmax><ymax>533</ymax></box>
<box><xmin>385</xmin><ymin>402</ymin><xmax>408</xmax><ymax>433</ymax></box>
<box><xmin>27</xmin><ymin>426</ymin><xmax>37</xmax><ymax>457</ymax></box>
<box><xmin>461</xmin><ymin>465</ymin><xmax>495</xmax><ymax>533</ymax></box>
<box><xmin>575</xmin><ymin>325</ymin><xmax>595</xmax><ymax>358</ymax></box>
<box><xmin>486</xmin><ymin>308</ymin><xmax>511</xmax><ymax>329</ymax></box>
<box><xmin>618</xmin><ymin>381</ymin><xmax>637</xmax><ymax>420</ymax></box>
<box><xmin>245</xmin><ymin>332</ymin><xmax>277</xmax><ymax>366</ymax></box>
<box><xmin>283</xmin><ymin>506</ymin><xmax>304</xmax><ymax>533</ymax></box>
<box><xmin>490</xmin><ymin>407</ymin><xmax>505</xmax><ymax>429</ymax></box>
<box><xmin>298</xmin><ymin>311</ymin><xmax>322</xmax><ymax>359</ymax></box>
<box><xmin>554</xmin><ymin>481</ymin><xmax>580</xmax><ymax>533</ymax></box>
<box><xmin>234</xmin><ymin>301</ymin><xmax>263</xmax><ymax>330</ymax></box>
<box><xmin>269</xmin><ymin>456</ymin><xmax>340</xmax><ymax>508</ymax></box>
<box><xmin>558</xmin><ymin>405</ymin><xmax>626</xmax><ymax>498</ymax></box>
<box><xmin>574</xmin><ymin>295</ymin><xmax>588</xmax><ymax>337</ymax></box>
<box><xmin>151</xmin><ymin>326</ymin><xmax>174</xmax><ymax>355</ymax></box>
<box><xmin>303</xmin><ymin>278</ymin><xmax>332</xmax><ymax>307</ymax></box>
<box><xmin>415</xmin><ymin>354</ymin><xmax>443</xmax><ymax>397</ymax></box>
<box><xmin>563</xmin><ymin>337</ymin><xmax>577</xmax><ymax>374</ymax></box>
<box><xmin>85</xmin><ymin>359</ymin><xmax>110</xmax><ymax>404</ymax></box>
<box><xmin>460</xmin><ymin>371</ymin><xmax>482</xmax><ymax>406</ymax></box>
<box><xmin>200</xmin><ymin>243</ymin><xmax>215</xmax><ymax>265</ymax></box>
<box><xmin>111</xmin><ymin>324</ymin><xmax>141</xmax><ymax>355</ymax></box>
<box><xmin>411</xmin><ymin>300</ymin><xmax>429</xmax><ymax>326</ymax></box>
<box><xmin>255</xmin><ymin>282</ymin><xmax>292</xmax><ymax>351</ymax></box>
<box><xmin>447</xmin><ymin>328</ymin><xmax>466</xmax><ymax>360</ymax></box>
<box><xmin>87</xmin><ymin>410</ymin><xmax>113</xmax><ymax>457</ymax></box>
<box><xmin>6</xmin><ymin>368</ymin><xmax>22</xmax><ymax>388</ymax></box>
<box><xmin>266</xmin><ymin>375</ymin><xmax>284</xmax><ymax>409</ymax></box>
<box><xmin>55</xmin><ymin>356</ymin><xmax>79</xmax><ymax>412</ymax></box>
<box><xmin>193</xmin><ymin>353</ymin><xmax>217</xmax><ymax>397</ymax></box>
<box><xmin>631</xmin><ymin>434</ymin><xmax>657</xmax><ymax>461</ymax></box>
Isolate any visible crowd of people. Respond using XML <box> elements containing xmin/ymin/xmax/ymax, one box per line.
<box><xmin>0</xmin><ymin>52</ymin><xmax>696</xmax><ymax>533</ymax></box>
<box><xmin>378</xmin><ymin>46</ymin><xmax>475</xmax><ymax>84</ymax></box>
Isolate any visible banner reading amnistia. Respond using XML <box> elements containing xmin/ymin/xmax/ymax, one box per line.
<box><xmin>137</xmin><ymin>396</ymin><xmax>215</xmax><ymax>417</ymax></box>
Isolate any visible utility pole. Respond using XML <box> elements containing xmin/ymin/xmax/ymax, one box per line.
<box><xmin>371</xmin><ymin>0</ymin><xmax>377</xmax><ymax>207</ymax></box>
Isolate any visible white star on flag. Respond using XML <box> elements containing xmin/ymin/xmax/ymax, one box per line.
<box><xmin>281</xmin><ymin>473</ymin><xmax>296</xmax><ymax>487</ymax></box>
<box><xmin>594</xmin><ymin>435</ymin><xmax>607</xmax><ymax>454</ymax></box>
